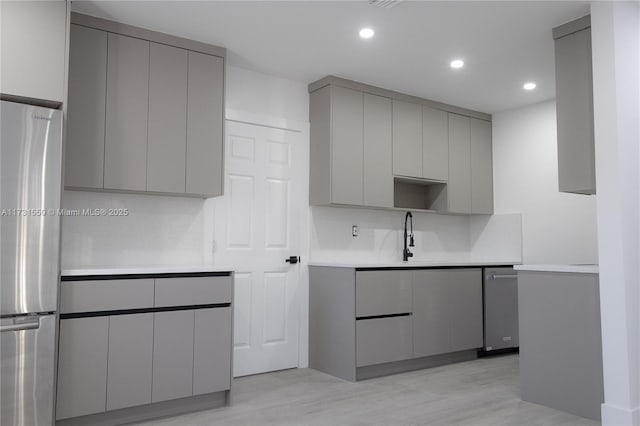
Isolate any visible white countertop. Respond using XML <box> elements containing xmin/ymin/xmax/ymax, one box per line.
<box><xmin>514</xmin><ymin>264</ymin><xmax>599</xmax><ymax>274</ymax></box>
<box><xmin>61</xmin><ymin>265</ymin><xmax>234</xmax><ymax>277</ymax></box>
<box><xmin>308</xmin><ymin>260</ymin><xmax>521</xmax><ymax>268</ymax></box>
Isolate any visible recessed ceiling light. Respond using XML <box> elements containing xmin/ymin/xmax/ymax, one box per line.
<box><xmin>450</xmin><ymin>59</ymin><xmax>464</xmax><ymax>69</ymax></box>
<box><xmin>523</xmin><ymin>82</ymin><xmax>537</xmax><ymax>91</ymax></box>
<box><xmin>359</xmin><ymin>28</ymin><xmax>375</xmax><ymax>39</ymax></box>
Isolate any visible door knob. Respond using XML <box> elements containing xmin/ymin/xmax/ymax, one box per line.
<box><xmin>285</xmin><ymin>256</ymin><xmax>300</xmax><ymax>264</ymax></box>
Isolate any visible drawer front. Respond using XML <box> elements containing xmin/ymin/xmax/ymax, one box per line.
<box><xmin>60</xmin><ymin>279</ymin><xmax>154</xmax><ymax>313</ymax></box>
<box><xmin>154</xmin><ymin>276</ymin><xmax>232</xmax><ymax>307</ymax></box>
<box><xmin>356</xmin><ymin>316</ymin><xmax>413</xmax><ymax>367</ymax></box>
<box><xmin>356</xmin><ymin>270</ymin><xmax>412</xmax><ymax>317</ymax></box>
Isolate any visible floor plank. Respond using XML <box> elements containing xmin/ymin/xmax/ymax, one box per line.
<box><xmin>136</xmin><ymin>355</ymin><xmax>599</xmax><ymax>426</ymax></box>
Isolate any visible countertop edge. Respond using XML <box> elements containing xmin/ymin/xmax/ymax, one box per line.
<box><xmin>514</xmin><ymin>264</ymin><xmax>599</xmax><ymax>274</ymax></box>
<box><xmin>61</xmin><ymin>265</ymin><xmax>235</xmax><ymax>277</ymax></box>
<box><xmin>308</xmin><ymin>261</ymin><xmax>521</xmax><ymax>269</ymax></box>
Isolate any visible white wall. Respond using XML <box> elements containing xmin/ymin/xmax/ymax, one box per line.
<box><xmin>492</xmin><ymin>100</ymin><xmax>598</xmax><ymax>264</ymax></box>
<box><xmin>591</xmin><ymin>2</ymin><xmax>640</xmax><ymax>424</ymax></box>
<box><xmin>61</xmin><ymin>66</ymin><xmax>309</xmax><ymax>268</ymax></box>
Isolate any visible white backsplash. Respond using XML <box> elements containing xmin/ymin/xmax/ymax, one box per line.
<box><xmin>61</xmin><ymin>191</ymin><xmax>206</xmax><ymax>268</ymax></box>
<box><xmin>310</xmin><ymin>206</ymin><xmax>522</xmax><ymax>264</ymax></box>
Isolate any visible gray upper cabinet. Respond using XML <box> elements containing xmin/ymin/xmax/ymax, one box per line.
<box><xmin>470</xmin><ymin>118</ymin><xmax>493</xmax><ymax>214</ymax></box>
<box><xmin>309</xmin><ymin>85</ymin><xmax>393</xmax><ymax>208</ymax></box>
<box><xmin>363</xmin><ymin>93</ymin><xmax>393</xmax><ymax>208</ymax></box>
<box><xmin>331</xmin><ymin>86</ymin><xmax>364</xmax><ymax>205</ymax></box>
<box><xmin>186</xmin><ymin>52</ymin><xmax>225</xmax><ymax>197</ymax></box>
<box><xmin>0</xmin><ymin>0</ymin><xmax>67</xmax><ymax>104</ymax></box>
<box><xmin>392</xmin><ymin>100</ymin><xmax>423</xmax><ymax>178</ymax></box>
<box><xmin>422</xmin><ymin>106</ymin><xmax>449</xmax><ymax>182</ymax></box>
<box><xmin>66</xmin><ymin>24</ymin><xmax>108</xmax><ymax>189</ymax></box>
<box><xmin>553</xmin><ymin>16</ymin><xmax>595</xmax><ymax>195</ymax></box>
<box><xmin>147</xmin><ymin>43</ymin><xmax>188</xmax><ymax>194</ymax></box>
<box><xmin>104</xmin><ymin>33</ymin><xmax>150</xmax><ymax>191</ymax></box>
<box><xmin>448</xmin><ymin>113</ymin><xmax>472</xmax><ymax>213</ymax></box>
<box><xmin>65</xmin><ymin>13</ymin><xmax>226</xmax><ymax>198</ymax></box>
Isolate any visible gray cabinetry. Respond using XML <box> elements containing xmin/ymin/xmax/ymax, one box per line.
<box><xmin>66</xmin><ymin>24</ymin><xmax>107</xmax><ymax>189</ymax></box>
<box><xmin>152</xmin><ymin>310</ymin><xmax>195</xmax><ymax>402</ymax></box>
<box><xmin>363</xmin><ymin>93</ymin><xmax>393</xmax><ymax>208</ymax></box>
<box><xmin>356</xmin><ymin>270</ymin><xmax>412</xmax><ymax>317</ymax></box>
<box><xmin>412</xmin><ymin>268</ymin><xmax>483</xmax><ymax>357</ymax></box>
<box><xmin>186</xmin><ymin>51</ymin><xmax>225</xmax><ymax>197</ymax></box>
<box><xmin>392</xmin><ymin>100</ymin><xmax>423</xmax><ymax>178</ymax></box>
<box><xmin>65</xmin><ymin>13</ymin><xmax>226</xmax><ymax>198</ymax></box>
<box><xmin>56</xmin><ymin>317</ymin><xmax>109</xmax><ymax>420</ymax></box>
<box><xmin>0</xmin><ymin>0</ymin><xmax>67</xmax><ymax>104</ymax></box>
<box><xmin>104</xmin><ymin>33</ymin><xmax>150</xmax><ymax>191</ymax></box>
<box><xmin>106</xmin><ymin>313</ymin><xmax>154</xmax><ymax>410</ymax></box>
<box><xmin>147</xmin><ymin>43</ymin><xmax>188</xmax><ymax>194</ymax></box>
<box><xmin>331</xmin><ymin>86</ymin><xmax>364</xmax><ymax>205</ymax></box>
<box><xmin>447</xmin><ymin>114</ymin><xmax>493</xmax><ymax>214</ymax></box>
<box><xmin>553</xmin><ymin>16</ymin><xmax>595</xmax><ymax>195</ymax></box>
<box><xmin>193</xmin><ymin>307</ymin><xmax>233</xmax><ymax>395</ymax></box>
<box><xmin>356</xmin><ymin>316</ymin><xmax>413</xmax><ymax>367</ymax></box>
<box><xmin>470</xmin><ymin>118</ymin><xmax>494</xmax><ymax>214</ymax></box>
<box><xmin>422</xmin><ymin>106</ymin><xmax>449</xmax><ymax>181</ymax></box>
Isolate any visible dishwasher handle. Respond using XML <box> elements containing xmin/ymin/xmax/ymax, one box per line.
<box><xmin>490</xmin><ymin>274</ymin><xmax>518</xmax><ymax>280</ymax></box>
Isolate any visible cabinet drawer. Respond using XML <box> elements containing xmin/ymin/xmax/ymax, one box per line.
<box><xmin>356</xmin><ymin>270</ymin><xmax>412</xmax><ymax>317</ymax></box>
<box><xmin>60</xmin><ymin>279</ymin><xmax>154</xmax><ymax>313</ymax></box>
<box><xmin>154</xmin><ymin>276</ymin><xmax>232</xmax><ymax>307</ymax></box>
<box><xmin>356</xmin><ymin>316</ymin><xmax>413</xmax><ymax>367</ymax></box>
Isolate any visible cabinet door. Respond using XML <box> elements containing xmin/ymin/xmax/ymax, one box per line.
<box><xmin>555</xmin><ymin>28</ymin><xmax>595</xmax><ymax>195</ymax></box>
<box><xmin>193</xmin><ymin>308</ymin><xmax>232</xmax><ymax>395</ymax></box>
<box><xmin>363</xmin><ymin>94</ymin><xmax>393</xmax><ymax>208</ymax></box>
<box><xmin>186</xmin><ymin>52</ymin><xmax>224</xmax><ymax>197</ymax></box>
<box><xmin>448</xmin><ymin>269</ymin><xmax>483</xmax><ymax>352</ymax></box>
<box><xmin>422</xmin><ymin>106</ymin><xmax>449</xmax><ymax>181</ymax></box>
<box><xmin>331</xmin><ymin>86</ymin><xmax>363</xmax><ymax>205</ymax></box>
<box><xmin>392</xmin><ymin>100</ymin><xmax>422</xmax><ymax>178</ymax></box>
<box><xmin>470</xmin><ymin>118</ymin><xmax>493</xmax><ymax>214</ymax></box>
<box><xmin>0</xmin><ymin>0</ymin><xmax>66</xmax><ymax>103</ymax></box>
<box><xmin>56</xmin><ymin>317</ymin><xmax>108</xmax><ymax>420</ymax></box>
<box><xmin>447</xmin><ymin>113</ymin><xmax>471</xmax><ymax>213</ymax></box>
<box><xmin>356</xmin><ymin>270</ymin><xmax>412</xmax><ymax>317</ymax></box>
<box><xmin>356</xmin><ymin>316</ymin><xmax>413</xmax><ymax>367</ymax></box>
<box><xmin>152</xmin><ymin>310</ymin><xmax>194</xmax><ymax>402</ymax></box>
<box><xmin>106</xmin><ymin>313</ymin><xmax>153</xmax><ymax>410</ymax></box>
<box><xmin>412</xmin><ymin>270</ymin><xmax>450</xmax><ymax>357</ymax></box>
<box><xmin>104</xmin><ymin>33</ymin><xmax>150</xmax><ymax>191</ymax></box>
<box><xmin>65</xmin><ymin>25</ymin><xmax>107</xmax><ymax>189</ymax></box>
<box><xmin>147</xmin><ymin>43</ymin><xmax>188</xmax><ymax>193</ymax></box>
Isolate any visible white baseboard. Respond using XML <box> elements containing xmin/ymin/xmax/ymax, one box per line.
<box><xmin>602</xmin><ymin>403</ymin><xmax>640</xmax><ymax>426</ymax></box>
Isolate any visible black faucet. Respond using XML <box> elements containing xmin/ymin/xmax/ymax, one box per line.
<box><xmin>403</xmin><ymin>211</ymin><xmax>415</xmax><ymax>262</ymax></box>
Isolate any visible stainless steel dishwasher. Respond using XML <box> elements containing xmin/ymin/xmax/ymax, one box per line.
<box><xmin>482</xmin><ymin>267</ymin><xmax>519</xmax><ymax>353</ymax></box>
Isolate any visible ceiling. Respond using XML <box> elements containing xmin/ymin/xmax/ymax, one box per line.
<box><xmin>71</xmin><ymin>1</ymin><xmax>590</xmax><ymax>114</ymax></box>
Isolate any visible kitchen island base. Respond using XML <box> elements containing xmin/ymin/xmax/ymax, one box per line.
<box><xmin>356</xmin><ymin>350</ymin><xmax>477</xmax><ymax>381</ymax></box>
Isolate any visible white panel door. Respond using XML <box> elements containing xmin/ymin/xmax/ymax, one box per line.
<box><xmin>215</xmin><ymin>120</ymin><xmax>303</xmax><ymax>377</ymax></box>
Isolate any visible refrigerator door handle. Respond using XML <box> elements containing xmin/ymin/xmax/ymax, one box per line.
<box><xmin>1</xmin><ymin>318</ymin><xmax>40</xmax><ymax>333</ymax></box>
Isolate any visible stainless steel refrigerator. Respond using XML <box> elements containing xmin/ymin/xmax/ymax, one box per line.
<box><xmin>1</xmin><ymin>100</ymin><xmax>63</xmax><ymax>426</ymax></box>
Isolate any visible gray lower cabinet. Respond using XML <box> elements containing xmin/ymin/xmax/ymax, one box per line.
<box><xmin>356</xmin><ymin>316</ymin><xmax>413</xmax><ymax>367</ymax></box>
<box><xmin>65</xmin><ymin>24</ymin><xmax>107</xmax><ymax>189</ymax></box>
<box><xmin>56</xmin><ymin>317</ymin><xmax>109</xmax><ymax>420</ymax></box>
<box><xmin>104</xmin><ymin>33</ymin><xmax>150</xmax><ymax>191</ymax></box>
<box><xmin>106</xmin><ymin>313</ymin><xmax>154</xmax><ymax>410</ymax></box>
<box><xmin>553</xmin><ymin>16</ymin><xmax>595</xmax><ymax>195</ymax></box>
<box><xmin>193</xmin><ymin>308</ymin><xmax>232</xmax><ymax>395</ymax></box>
<box><xmin>413</xmin><ymin>269</ymin><xmax>483</xmax><ymax>355</ymax></box>
<box><xmin>152</xmin><ymin>310</ymin><xmax>195</xmax><ymax>403</ymax></box>
<box><xmin>356</xmin><ymin>270</ymin><xmax>412</xmax><ymax>317</ymax></box>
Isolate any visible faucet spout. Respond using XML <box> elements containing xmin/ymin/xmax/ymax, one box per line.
<box><xmin>403</xmin><ymin>211</ymin><xmax>414</xmax><ymax>262</ymax></box>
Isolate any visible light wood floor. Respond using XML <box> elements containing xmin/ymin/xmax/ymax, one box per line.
<box><xmin>137</xmin><ymin>354</ymin><xmax>599</xmax><ymax>426</ymax></box>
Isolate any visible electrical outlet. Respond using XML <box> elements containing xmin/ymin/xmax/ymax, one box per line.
<box><xmin>352</xmin><ymin>225</ymin><xmax>359</xmax><ymax>237</ymax></box>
